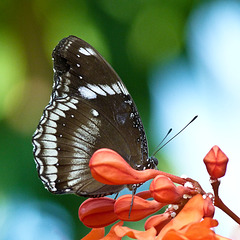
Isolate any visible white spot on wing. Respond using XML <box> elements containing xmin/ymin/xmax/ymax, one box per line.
<box><xmin>38</xmin><ymin>157</ymin><xmax>58</xmax><ymax>165</ymax></box>
<box><xmin>57</xmin><ymin>102</ymin><xmax>70</xmax><ymax>111</ymax></box>
<box><xmin>41</xmin><ymin>149</ymin><xmax>58</xmax><ymax>157</ymax></box>
<box><xmin>101</xmin><ymin>84</ymin><xmax>115</xmax><ymax>95</ymax></box>
<box><xmin>85</xmin><ymin>83</ymin><xmax>122</xmax><ymax>96</ymax></box>
<box><xmin>40</xmin><ymin>134</ymin><xmax>57</xmax><ymax>142</ymax></box>
<box><xmin>111</xmin><ymin>83</ymin><xmax>121</xmax><ymax>94</ymax></box>
<box><xmin>79</xmin><ymin>47</ymin><xmax>90</xmax><ymax>55</ymax></box>
<box><xmin>54</xmin><ymin>108</ymin><xmax>66</xmax><ymax>118</ymax></box>
<box><xmin>44</xmin><ymin>126</ymin><xmax>57</xmax><ymax>135</ymax></box>
<box><xmin>49</xmin><ymin>112</ymin><xmax>60</xmax><ymax>121</ymax></box>
<box><xmin>47</xmin><ymin>174</ymin><xmax>57</xmax><ymax>182</ymax></box>
<box><xmin>65</xmin><ymin>72</ymin><xmax>71</xmax><ymax>78</ymax></box>
<box><xmin>78</xmin><ymin>86</ymin><xmax>97</xmax><ymax>99</ymax></box>
<box><xmin>86</xmin><ymin>47</ymin><xmax>96</xmax><ymax>56</ymax></box>
<box><xmin>91</xmin><ymin>109</ymin><xmax>99</xmax><ymax>117</ymax></box>
<box><xmin>79</xmin><ymin>46</ymin><xmax>96</xmax><ymax>56</ymax></box>
<box><xmin>87</xmin><ymin>84</ymin><xmax>106</xmax><ymax>96</ymax></box>
<box><xmin>117</xmin><ymin>81</ymin><xmax>129</xmax><ymax>95</ymax></box>
<box><xmin>65</xmin><ymin>40</ymin><xmax>73</xmax><ymax>50</ymax></box>
<box><xmin>41</xmin><ymin>165</ymin><xmax>58</xmax><ymax>175</ymax></box>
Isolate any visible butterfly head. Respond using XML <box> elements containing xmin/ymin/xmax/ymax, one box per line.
<box><xmin>147</xmin><ymin>156</ymin><xmax>159</xmax><ymax>170</ymax></box>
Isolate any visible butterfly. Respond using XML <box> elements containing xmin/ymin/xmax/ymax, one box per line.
<box><xmin>32</xmin><ymin>35</ymin><xmax>158</xmax><ymax>197</ymax></box>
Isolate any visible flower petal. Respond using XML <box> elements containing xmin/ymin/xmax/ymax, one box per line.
<box><xmin>114</xmin><ymin>225</ymin><xmax>157</xmax><ymax>240</ymax></box>
<box><xmin>136</xmin><ymin>190</ymin><xmax>152</xmax><ymax>199</ymax></box>
<box><xmin>184</xmin><ymin>220</ymin><xmax>217</xmax><ymax>239</ymax></box>
<box><xmin>145</xmin><ymin>213</ymin><xmax>171</xmax><ymax>234</ymax></box>
<box><xmin>114</xmin><ymin>195</ymin><xmax>165</xmax><ymax>221</ymax></box>
<box><xmin>101</xmin><ymin>222</ymin><xmax>123</xmax><ymax>240</ymax></box>
<box><xmin>82</xmin><ymin>228</ymin><xmax>105</xmax><ymax>240</ymax></box>
<box><xmin>79</xmin><ymin>197</ymin><xmax>118</xmax><ymax>228</ymax></box>
<box><xmin>162</xmin><ymin>230</ymin><xmax>188</xmax><ymax>240</ymax></box>
<box><xmin>157</xmin><ymin>194</ymin><xmax>205</xmax><ymax>238</ymax></box>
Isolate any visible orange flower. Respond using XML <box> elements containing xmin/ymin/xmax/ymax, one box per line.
<box><xmin>101</xmin><ymin>222</ymin><xmax>123</xmax><ymax>240</ymax></box>
<box><xmin>161</xmin><ymin>218</ymin><xmax>230</xmax><ymax>240</ymax></box>
<box><xmin>89</xmin><ymin>148</ymin><xmax>187</xmax><ymax>186</ymax></box>
<box><xmin>150</xmin><ymin>175</ymin><xmax>193</xmax><ymax>204</ymax></box>
<box><xmin>80</xmin><ymin>190</ymin><xmax>229</xmax><ymax>240</ymax></box>
<box><xmin>145</xmin><ymin>213</ymin><xmax>172</xmax><ymax>234</ymax></box>
<box><xmin>79</xmin><ymin>148</ymin><xmax>232</xmax><ymax>240</ymax></box>
<box><xmin>114</xmin><ymin>194</ymin><xmax>165</xmax><ymax>221</ymax></box>
<box><xmin>203</xmin><ymin>145</ymin><xmax>229</xmax><ymax>179</ymax></box>
<box><xmin>103</xmin><ymin>195</ymin><xmax>226</xmax><ymax>240</ymax></box>
<box><xmin>83</xmin><ymin>222</ymin><xmax>123</xmax><ymax>240</ymax></box>
<box><xmin>79</xmin><ymin>197</ymin><xmax>118</xmax><ymax>228</ymax></box>
<box><xmin>82</xmin><ymin>228</ymin><xmax>105</xmax><ymax>240</ymax></box>
<box><xmin>89</xmin><ymin>148</ymin><xmax>160</xmax><ymax>185</ymax></box>
<box><xmin>157</xmin><ymin>194</ymin><xmax>205</xmax><ymax>238</ymax></box>
<box><xmin>114</xmin><ymin>225</ymin><xmax>157</xmax><ymax>240</ymax></box>
<box><xmin>156</xmin><ymin>195</ymin><xmax>229</xmax><ymax>240</ymax></box>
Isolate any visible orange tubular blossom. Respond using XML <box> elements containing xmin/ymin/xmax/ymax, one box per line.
<box><xmin>79</xmin><ymin>197</ymin><xmax>117</xmax><ymax>228</ymax></box>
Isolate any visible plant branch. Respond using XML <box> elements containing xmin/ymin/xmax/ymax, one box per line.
<box><xmin>211</xmin><ymin>179</ymin><xmax>240</xmax><ymax>224</ymax></box>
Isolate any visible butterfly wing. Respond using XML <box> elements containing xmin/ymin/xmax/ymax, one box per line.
<box><xmin>32</xmin><ymin>36</ymin><xmax>149</xmax><ymax>197</ymax></box>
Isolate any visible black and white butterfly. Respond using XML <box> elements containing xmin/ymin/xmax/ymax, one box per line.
<box><xmin>32</xmin><ymin>36</ymin><xmax>158</xmax><ymax>197</ymax></box>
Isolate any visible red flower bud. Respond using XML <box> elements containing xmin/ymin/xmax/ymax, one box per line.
<box><xmin>114</xmin><ymin>195</ymin><xmax>165</xmax><ymax>221</ymax></box>
<box><xmin>203</xmin><ymin>145</ymin><xmax>229</xmax><ymax>179</ymax></box>
<box><xmin>78</xmin><ymin>197</ymin><xmax>117</xmax><ymax>228</ymax></box>
<box><xmin>89</xmin><ymin>148</ymin><xmax>160</xmax><ymax>185</ymax></box>
<box><xmin>150</xmin><ymin>175</ymin><xmax>185</xmax><ymax>203</ymax></box>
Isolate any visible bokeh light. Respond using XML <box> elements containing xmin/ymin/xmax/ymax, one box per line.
<box><xmin>150</xmin><ymin>1</ymin><xmax>240</xmax><ymax>238</ymax></box>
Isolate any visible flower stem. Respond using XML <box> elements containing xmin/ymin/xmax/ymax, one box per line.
<box><xmin>211</xmin><ymin>179</ymin><xmax>240</xmax><ymax>224</ymax></box>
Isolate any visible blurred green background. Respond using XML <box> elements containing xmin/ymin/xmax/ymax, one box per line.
<box><xmin>1</xmin><ymin>0</ymin><xmax>239</xmax><ymax>239</ymax></box>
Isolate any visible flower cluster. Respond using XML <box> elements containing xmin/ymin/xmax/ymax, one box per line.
<box><xmin>79</xmin><ymin>146</ymin><xmax>237</xmax><ymax>239</ymax></box>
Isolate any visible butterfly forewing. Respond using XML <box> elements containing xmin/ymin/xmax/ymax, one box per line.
<box><xmin>32</xmin><ymin>36</ymin><xmax>149</xmax><ymax>197</ymax></box>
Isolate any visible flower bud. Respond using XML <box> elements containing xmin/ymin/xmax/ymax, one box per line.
<box><xmin>89</xmin><ymin>148</ymin><xmax>160</xmax><ymax>185</ymax></box>
<box><xmin>79</xmin><ymin>197</ymin><xmax>117</xmax><ymax>228</ymax></box>
<box><xmin>203</xmin><ymin>145</ymin><xmax>229</xmax><ymax>179</ymax></box>
<box><xmin>114</xmin><ymin>195</ymin><xmax>165</xmax><ymax>221</ymax></box>
<box><xmin>150</xmin><ymin>175</ymin><xmax>183</xmax><ymax>203</ymax></box>
<box><xmin>203</xmin><ymin>196</ymin><xmax>215</xmax><ymax>218</ymax></box>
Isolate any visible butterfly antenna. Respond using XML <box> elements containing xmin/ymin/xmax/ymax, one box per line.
<box><xmin>151</xmin><ymin>128</ymin><xmax>173</xmax><ymax>156</ymax></box>
<box><xmin>114</xmin><ymin>192</ymin><xmax>119</xmax><ymax>200</ymax></box>
<box><xmin>152</xmin><ymin>115</ymin><xmax>198</xmax><ymax>157</ymax></box>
